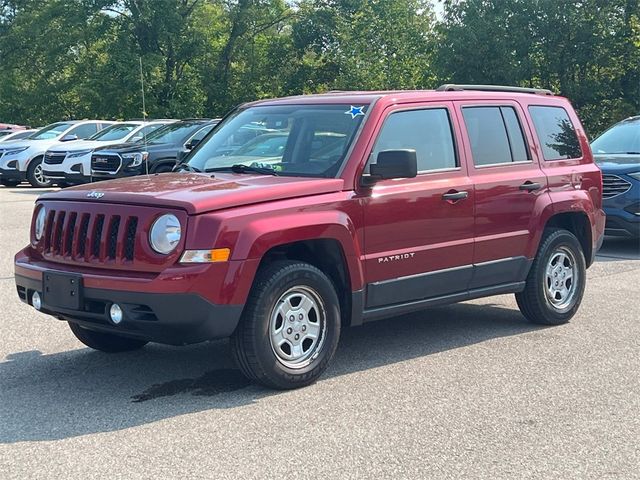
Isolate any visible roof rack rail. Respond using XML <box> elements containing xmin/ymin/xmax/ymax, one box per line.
<box><xmin>436</xmin><ymin>84</ymin><xmax>554</xmax><ymax>96</ymax></box>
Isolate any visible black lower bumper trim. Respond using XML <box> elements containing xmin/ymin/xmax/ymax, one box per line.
<box><xmin>16</xmin><ymin>274</ymin><xmax>243</xmax><ymax>346</ymax></box>
<box><xmin>605</xmin><ymin>216</ymin><xmax>640</xmax><ymax>237</ymax></box>
<box><xmin>43</xmin><ymin>171</ymin><xmax>90</xmax><ymax>185</ymax></box>
<box><xmin>0</xmin><ymin>168</ymin><xmax>25</xmax><ymax>182</ymax></box>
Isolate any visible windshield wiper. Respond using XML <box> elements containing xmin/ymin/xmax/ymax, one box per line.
<box><xmin>206</xmin><ymin>164</ymin><xmax>279</xmax><ymax>176</ymax></box>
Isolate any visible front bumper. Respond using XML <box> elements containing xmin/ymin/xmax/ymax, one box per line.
<box><xmin>43</xmin><ymin>170</ymin><xmax>90</xmax><ymax>185</ymax></box>
<box><xmin>15</xmin><ymin>270</ymin><xmax>244</xmax><ymax>346</ymax></box>
<box><xmin>91</xmin><ymin>170</ymin><xmax>139</xmax><ymax>180</ymax></box>
<box><xmin>0</xmin><ymin>167</ymin><xmax>26</xmax><ymax>182</ymax></box>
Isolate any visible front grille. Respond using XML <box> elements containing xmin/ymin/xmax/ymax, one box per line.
<box><xmin>602</xmin><ymin>174</ymin><xmax>632</xmax><ymax>199</ymax></box>
<box><xmin>42</xmin><ymin>209</ymin><xmax>137</xmax><ymax>264</ymax></box>
<box><xmin>44</xmin><ymin>152</ymin><xmax>67</xmax><ymax>165</ymax></box>
<box><xmin>91</xmin><ymin>153</ymin><xmax>121</xmax><ymax>172</ymax></box>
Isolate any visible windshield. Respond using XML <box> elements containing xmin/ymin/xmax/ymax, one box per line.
<box><xmin>143</xmin><ymin>121</ymin><xmax>207</xmax><ymax>145</ymax></box>
<box><xmin>29</xmin><ymin>122</ymin><xmax>74</xmax><ymax>140</ymax></box>
<box><xmin>592</xmin><ymin>120</ymin><xmax>640</xmax><ymax>156</ymax></box>
<box><xmin>187</xmin><ymin>104</ymin><xmax>368</xmax><ymax>177</ymax></box>
<box><xmin>89</xmin><ymin>123</ymin><xmax>139</xmax><ymax>141</ymax></box>
<box><xmin>128</xmin><ymin>123</ymin><xmax>169</xmax><ymax>143</ymax></box>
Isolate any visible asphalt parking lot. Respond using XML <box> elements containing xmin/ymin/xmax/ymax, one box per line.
<box><xmin>0</xmin><ymin>185</ymin><xmax>638</xmax><ymax>479</ymax></box>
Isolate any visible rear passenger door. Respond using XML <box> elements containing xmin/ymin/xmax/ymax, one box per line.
<box><xmin>454</xmin><ymin>101</ymin><xmax>547</xmax><ymax>289</ymax></box>
<box><xmin>362</xmin><ymin>102</ymin><xmax>475</xmax><ymax>309</ymax></box>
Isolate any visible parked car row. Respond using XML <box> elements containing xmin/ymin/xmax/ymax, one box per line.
<box><xmin>0</xmin><ymin>118</ymin><xmax>219</xmax><ymax>187</ymax></box>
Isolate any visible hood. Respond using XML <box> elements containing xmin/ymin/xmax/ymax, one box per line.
<box><xmin>0</xmin><ymin>138</ymin><xmax>63</xmax><ymax>151</ymax></box>
<box><xmin>94</xmin><ymin>142</ymin><xmax>174</xmax><ymax>154</ymax></box>
<box><xmin>38</xmin><ymin>172</ymin><xmax>345</xmax><ymax>214</ymax></box>
<box><xmin>49</xmin><ymin>139</ymin><xmax>123</xmax><ymax>153</ymax></box>
<box><xmin>594</xmin><ymin>154</ymin><xmax>640</xmax><ymax>174</ymax></box>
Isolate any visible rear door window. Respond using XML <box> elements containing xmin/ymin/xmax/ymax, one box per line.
<box><xmin>528</xmin><ymin>106</ymin><xmax>582</xmax><ymax>160</ymax></box>
<box><xmin>462</xmin><ymin>106</ymin><xmax>530</xmax><ymax>166</ymax></box>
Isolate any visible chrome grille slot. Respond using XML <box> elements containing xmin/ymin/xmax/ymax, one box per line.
<box><xmin>53</xmin><ymin>211</ymin><xmax>66</xmax><ymax>255</ymax></box>
<box><xmin>64</xmin><ymin>212</ymin><xmax>77</xmax><ymax>256</ymax></box>
<box><xmin>602</xmin><ymin>174</ymin><xmax>632</xmax><ymax>199</ymax></box>
<box><xmin>78</xmin><ymin>214</ymin><xmax>90</xmax><ymax>256</ymax></box>
<box><xmin>107</xmin><ymin>216</ymin><xmax>121</xmax><ymax>260</ymax></box>
<box><xmin>125</xmin><ymin>217</ymin><xmax>137</xmax><ymax>261</ymax></box>
<box><xmin>91</xmin><ymin>215</ymin><xmax>105</xmax><ymax>258</ymax></box>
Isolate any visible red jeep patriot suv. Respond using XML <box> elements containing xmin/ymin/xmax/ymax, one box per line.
<box><xmin>15</xmin><ymin>85</ymin><xmax>605</xmax><ymax>389</ymax></box>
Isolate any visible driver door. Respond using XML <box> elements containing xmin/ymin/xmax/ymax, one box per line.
<box><xmin>361</xmin><ymin>102</ymin><xmax>475</xmax><ymax>309</ymax></box>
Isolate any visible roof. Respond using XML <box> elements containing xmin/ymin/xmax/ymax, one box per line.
<box><xmin>247</xmin><ymin>85</ymin><xmax>563</xmax><ymax>107</ymax></box>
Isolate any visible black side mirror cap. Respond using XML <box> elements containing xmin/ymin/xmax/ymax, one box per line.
<box><xmin>186</xmin><ymin>138</ymin><xmax>201</xmax><ymax>151</ymax></box>
<box><xmin>363</xmin><ymin>149</ymin><xmax>418</xmax><ymax>185</ymax></box>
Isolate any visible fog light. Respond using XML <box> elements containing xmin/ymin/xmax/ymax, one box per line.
<box><xmin>109</xmin><ymin>303</ymin><xmax>123</xmax><ymax>324</ymax></box>
<box><xmin>32</xmin><ymin>291</ymin><xmax>42</xmax><ymax>310</ymax></box>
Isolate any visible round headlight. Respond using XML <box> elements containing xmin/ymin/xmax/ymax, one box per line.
<box><xmin>149</xmin><ymin>214</ymin><xmax>181</xmax><ymax>254</ymax></box>
<box><xmin>34</xmin><ymin>206</ymin><xmax>47</xmax><ymax>241</ymax></box>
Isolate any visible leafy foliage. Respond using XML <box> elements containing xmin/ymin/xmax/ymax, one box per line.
<box><xmin>0</xmin><ymin>0</ymin><xmax>638</xmax><ymax>136</ymax></box>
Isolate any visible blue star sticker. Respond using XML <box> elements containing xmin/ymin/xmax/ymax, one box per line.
<box><xmin>345</xmin><ymin>105</ymin><xmax>365</xmax><ymax>119</ymax></box>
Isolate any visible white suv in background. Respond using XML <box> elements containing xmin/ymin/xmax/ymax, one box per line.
<box><xmin>43</xmin><ymin>120</ymin><xmax>174</xmax><ymax>186</ymax></box>
<box><xmin>0</xmin><ymin>120</ymin><xmax>114</xmax><ymax>187</ymax></box>
<box><xmin>0</xmin><ymin>129</ymin><xmax>37</xmax><ymax>143</ymax></box>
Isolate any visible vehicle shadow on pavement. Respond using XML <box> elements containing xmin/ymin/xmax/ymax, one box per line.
<box><xmin>0</xmin><ymin>301</ymin><xmax>542</xmax><ymax>443</ymax></box>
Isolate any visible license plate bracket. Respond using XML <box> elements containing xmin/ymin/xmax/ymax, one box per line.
<box><xmin>43</xmin><ymin>272</ymin><xmax>83</xmax><ymax>310</ymax></box>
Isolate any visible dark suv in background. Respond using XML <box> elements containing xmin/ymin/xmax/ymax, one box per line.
<box><xmin>90</xmin><ymin>119</ymin><xmax>218</xmax><ymax>180</ymax></box>
<box><xmin>591</xmin><ymin>116</ymin><xmax>640</xmax><ymax>237</ymax></box>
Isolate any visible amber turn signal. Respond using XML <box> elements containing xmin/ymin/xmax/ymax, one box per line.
<box><xmin>179</xmin><ymin>248</ymin><xmax>231</xmax><ymax>263</ymax></box>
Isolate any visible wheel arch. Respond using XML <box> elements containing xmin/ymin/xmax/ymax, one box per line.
<box><xmin>543</xmin><ymin>211</ymin><xmax>594</xmax><ymax>267</ymax></box>
<box><xmin>228</xmin><ymin>212</ymin><xmax>364</xmax><ymax>327</ymax></box>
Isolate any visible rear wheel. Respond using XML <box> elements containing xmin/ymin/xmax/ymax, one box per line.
<box><xmin>26</xmin><ymin>157</ymin><xmax>52</xmax><ymax>187</ymax></box>
<box><xmin>516</xmin><ymin>228</ymin><xmax>586</xmax><ymax>325</ymax></box>
<box><xmin>232</xmin><ymin>261</ymin><xmax>341</xmax><ymax>389</ymax></box>
<box><xmin>68</xmin><ymin>322</ymin><xmax>148</xmax><ymax>352</ymax></box>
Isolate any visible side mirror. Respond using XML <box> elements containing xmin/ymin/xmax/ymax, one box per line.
<box><xmin>364</xmin><ymin>149</ymin><xmax>418</xmax><ymax>185</ymax></box>
<box><xmin>61</xmin><ymin>134</ymin><xmax>78</xmax><ymax>142</ymax></box>
<box><xmin>185</xmin><ymin>138</ymin><xmax>201</xmax><ymax>151</ymax></box>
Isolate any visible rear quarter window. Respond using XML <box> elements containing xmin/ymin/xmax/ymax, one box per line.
<box><xmin>528</xmin><ymin>106</ymin><xmax>582</xmax><ymax>160</ymax></box>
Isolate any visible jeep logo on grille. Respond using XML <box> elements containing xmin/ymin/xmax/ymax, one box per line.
<box><xmin>86</xmin><ymin>191</ymin><xmax>105</xmax><ymax>199</ymax></box>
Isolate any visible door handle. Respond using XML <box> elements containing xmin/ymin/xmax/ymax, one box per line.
<box><xmin>442</xmin><ymin>191</ymin><xmax>469</xmax><ymax>201</ymax></box>
<box><xmin>519</xmin><ymin>181</ymin><xmax>542</xmax><ymax>192</ymax></box>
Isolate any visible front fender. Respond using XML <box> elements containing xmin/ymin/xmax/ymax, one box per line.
<box><xmin>233</xmin><ymin>210</ymin><xmax>365</xmax><ymax>292</ymax></box>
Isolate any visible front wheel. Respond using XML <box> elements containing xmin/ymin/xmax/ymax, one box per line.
<box><xmin>26</xmin><ymin>157</ymin><xmax>52</xmax><ymax>187</ymax></box>
<box><xmin>68</xmin><ymin>322</ymin><xmax>148</xmax><ymax>352</ymax></box>
<box><xmin>232</xmin><ymin>261</ymin><xmax>341</xmax><ymax>389</ymax></box>
<box><xmin>516</xmin><ymin>228</ymin><xmax>586</xmax><ymax>325</ymax></box>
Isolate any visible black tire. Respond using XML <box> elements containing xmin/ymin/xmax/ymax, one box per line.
<box><xmin>232</xmin><ymin>261</ymin><xmax>341</xmax><ymax>389</ymax></box>
<box><xmin>68</xmin><ymin>322</ymin><xmax>148</xmax><ymax>353</ymax></box>
<box><xmin>0</xmin><ymin>179</ymin><xmax>20</xmax><ymax>187</ymax></box>
<box><xmin>516</xmin><ymin>228</ymin><xmax>586</xmax><ymax>325</ymax></box>
<box><xmin>26</xmin><ymin>157</ymin><xmax>52</xmax><ymax>187</ymax></box>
